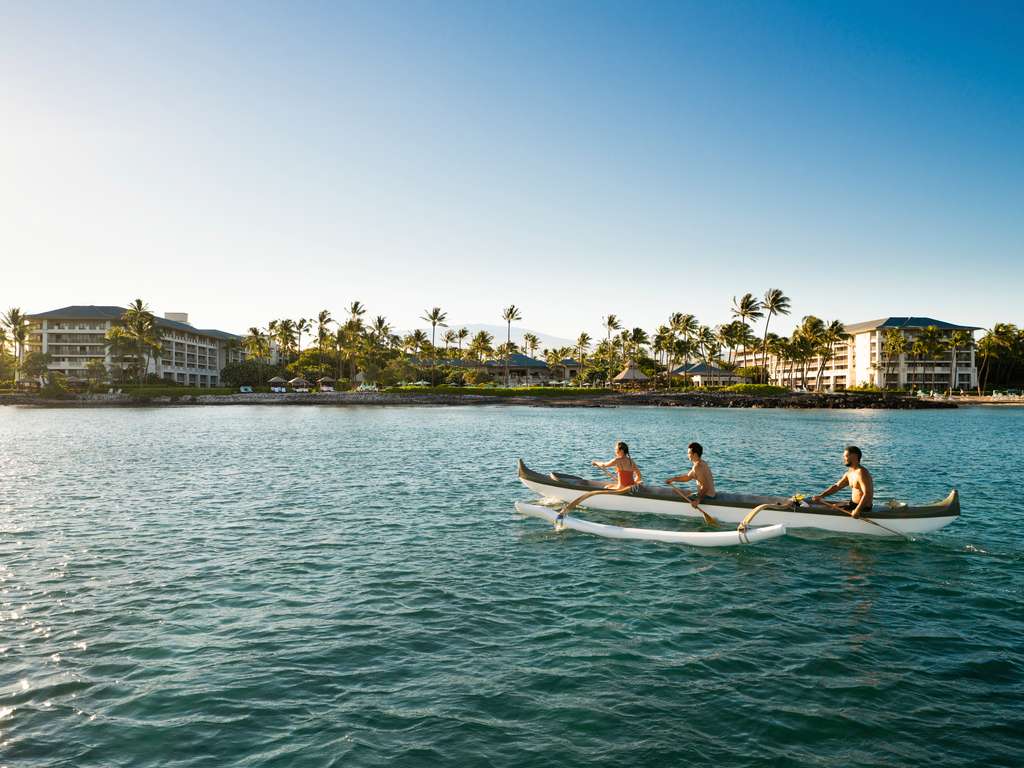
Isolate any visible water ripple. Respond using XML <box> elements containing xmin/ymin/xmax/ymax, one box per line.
<box><xmin>0</xmin><ymin>405</ymin><xmax>1022</xmax><ymax>766</ymax></box>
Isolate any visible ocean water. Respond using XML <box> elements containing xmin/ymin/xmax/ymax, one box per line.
<box><xmin>0</xmin><ymin>404</ymin><xmax>1021</xmax><ymax>767</ymax></box>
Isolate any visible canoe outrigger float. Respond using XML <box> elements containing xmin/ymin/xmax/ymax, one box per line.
<box><xmin>516</xmin><ymin>460</ymin><xmax>959</xmax><ymax>542</ymax></box>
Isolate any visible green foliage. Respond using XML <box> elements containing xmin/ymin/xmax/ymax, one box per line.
<box><xmin>464</xmin><ymin>368</ymin><xmax>492</xmax><ymax>385</ymax></box>
<box><xmin>221</xmin><ymin>360</ymin><xmax>288</xmax><ymax>387</ymax></box>
<box><xmin>378</xmin><ymin>357</ymin><xmax>419</xmax><ymax>387</ymax></box>
<box><xmin>846</xmin><ymin>382</ymin><xmax>883</xmax><ymax>392</ymax></box>
<box><xmin>383</xmin><ymin>385</ymin><xmax>612</xmax><ymax>397</ymax></box>
<box><xmin>445</xmin><ymin>369</ymin><xmax>467</xmax><ymax>386</ymax></box>
<box><xmin>40</xmin><ymin>373</ymin><xmax>73</xmax><ymax>399</ymax></box>
<box><xmin>720</xmin><ymin>383</ymin><xmax>790</xmax><ymax>396</ymax></box>
<box><xmin>734</xmin><ymin>366</ymin><xmax>765</xmax><ymax>380</ymax></box>
<box><xmin>21</xmin><ymin>351</ymin><xmax>53</xmax><ymax>383</ymax></box>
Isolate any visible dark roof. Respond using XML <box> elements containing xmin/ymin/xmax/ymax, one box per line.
<box><xmin>28</xmin><ymin>305</ymin><xmax>241</xmax><ymax>340</ymax></box>
<box><xmin>406</xmin><ymin>356</ymin><xmax>482</xmax><ymax>368</ymax></box>
<box><xmin>484</xmin><ymin>353</ymin><xmax>548</xmax><ymax>369</ymax></box>
<box><xmin>842</xmin><ymin>317</ymin><xmax>981</xmax><ymax>334</ymax></box>
<box><xmin>671</xmin><ymin>362</ymin><xmax>739</xmax><ymax>376</ymax></box>
<box><xmin>28</xmin><ymin>305</ymin><xmax>124</xmax><ymax>320</ymax></box>
<box><xmin>560</xmin><ymin>358</ymin><xmax>581</xmax><ymax>367</ymax></box>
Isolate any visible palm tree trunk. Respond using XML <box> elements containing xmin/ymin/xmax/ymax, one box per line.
<box><xmin>505</xmin><ymin>322</ymin><xmax>511</xmax><ymax>387</ymax></box>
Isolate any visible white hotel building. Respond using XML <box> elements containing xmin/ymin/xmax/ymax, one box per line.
<box><xmin>735</xmin><ymin>317</ymin><xmax>979</xmax><ymax>391</ymax></box>
<box><xmin>27</xmin><ymin>306</ymin><xmax>245</xmax><ymax>387</ymax></box>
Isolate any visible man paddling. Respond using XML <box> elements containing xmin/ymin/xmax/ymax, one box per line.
<box><xmin>665</xmin><ymin>442</ymin><xmax>716</xmax><ymax>509</ymax></box>
<box><xmin>812</xmin><ymin>445</ymin><xmax>874</xmax><ymax>518</ymax></box>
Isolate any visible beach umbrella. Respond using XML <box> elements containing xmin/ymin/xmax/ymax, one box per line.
<box><xmin>288</xmin><ymin>377</ymin><xmax>311</xmax><ymax>387</ymax></box>
<box><xmin>267</xmin><ymin>376</ymin><xmax>287</xmax><ymax>384</ymax></box>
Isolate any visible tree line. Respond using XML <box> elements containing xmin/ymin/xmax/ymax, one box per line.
<box><xmin>4</xmin><ymin>299</ymin><xmax>1023</xmax><ymax>393</ymax></box>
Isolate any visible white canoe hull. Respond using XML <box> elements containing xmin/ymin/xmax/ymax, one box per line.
<box><xmin>518</xmin><ymin>463</ymin><xmax>959</xmax><ymax>537</ymax></box>
<box><xmin>515</xmin><ymin>502</ymin><xmax>786</xmax><ymax>547</ymax></box>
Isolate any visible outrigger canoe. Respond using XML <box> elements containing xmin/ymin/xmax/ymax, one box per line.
<box><xmin>515</xmin><ymin>502</ymin><xmax>786</xmax><ymax>546</ymax></box>
<box><xmin>518</xmin><ymin>460</ymin><xmax>959</xmax><ymax>537</ymax></box>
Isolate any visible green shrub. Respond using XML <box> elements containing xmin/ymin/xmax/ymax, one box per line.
<box><xmin>383</xmin><ymin>385</ymin><xmax>612</xmax><ymax>397</ymax></box>
<box><xmin>846</xmin><ymin>382</ymin><xmax>883</xmax><ymax>392</ymax></box>
<box><xmin>720</xmin><ymin>384</ymin><xmax>790</xmax><ymax>396</ymax></box>
<box><xmin>465</xmin><ymin>368</ymin><xmax>491</xmax><ymax>386</ymax></box>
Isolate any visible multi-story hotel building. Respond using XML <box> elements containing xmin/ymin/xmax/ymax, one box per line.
<box><xmin>735</xmin><ymin>317</ymin><xmax>979</xmax><ymax>391</ymax></box>
<box><xmin>27</xmin><ymin>306</ymin><xmax>245</xmax><ymax>387</ymax></box>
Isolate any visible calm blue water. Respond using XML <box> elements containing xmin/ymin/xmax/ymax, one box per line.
<box><xmin>1</xmin><ymin>405</ymin><xmax>1022</xmax><ymax>767</ymax></box>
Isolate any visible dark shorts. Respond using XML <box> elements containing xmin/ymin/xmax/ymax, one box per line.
<box><xmin>839</xmin><ymin>501</ymin><xmax>872</xmax><ymax>513</ymax></box>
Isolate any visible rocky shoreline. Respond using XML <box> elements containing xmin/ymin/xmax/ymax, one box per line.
<box><xmin>1</xmin><ymin>390</ymin><xmax>958</xmax><ymax>409</ymax></box>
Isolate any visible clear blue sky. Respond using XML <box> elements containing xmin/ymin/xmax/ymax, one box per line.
<box><xmin>2</xmin><ymin>1</ymin><xmax>1021</xmax><ymax>339</ymax></box>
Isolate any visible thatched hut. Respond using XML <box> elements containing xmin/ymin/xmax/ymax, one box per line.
<box><xmin>612</xmin><ymin>360</ymin><xmax>649</xmax><ymax>388</ymax></box>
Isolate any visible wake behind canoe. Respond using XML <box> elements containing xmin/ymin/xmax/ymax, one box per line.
<box><xmin>514</xmin><ymin>502</ymin><xmax>786</xmax><ymax>547</ymax></box>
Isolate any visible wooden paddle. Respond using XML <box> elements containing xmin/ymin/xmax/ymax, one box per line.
<box><xmin>554</xmin><ymin>464</ymin><xmax>638</xmax><ymax>525</ymax></box>
<box><xmin>818</xmin><ymin>498</ymin><xmax>909</xmax><ymax>539</ymax></box>
<box><xmin>666</xmin><ymin>482</ymin><xmax>718</xmax><ymax>525</ymax></box>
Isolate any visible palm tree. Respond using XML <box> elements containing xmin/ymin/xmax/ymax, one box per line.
<box><xmin>794</xmin><ymin>316</ymin><xmax>825</xmax><ymax>389</ymax></box>
<box><xmin>316</xmin><ymin>310</ymin><xmax>334</xmax><ymax>372</ymax></box>
<box><xmin>334</xmin><ymin>326</ymin><xmax>347</xmax><ymax>379</ymax></box>
<box><xmin>522</xmin><ymin>332</ymin><xmax>540</xmax><ymax>359</ymax></box>
<box><xmin>420</xmin><ymin>307</ymin><xmax>448</xmax><ymax>385</ymax></box>
<box><xmin>731</xmin><ymin>293</ymin><xmax>764</xmax><ymax>328</ymax></box>
<box><xmin>2</xmin><ymin>308</ymin><xmax>32</xmax><ymax>383</ymax></box>
<box><xmin>696</xmin><ymin>325</ymin><xmax>718</xmax><ymax>371</ymax></box>
<box><xmin>295</xmin><ymin>318</ymin><xmax>311</xmax><ymax>356</ymax></box>
<box><xmin>574</xmin><ymin>332</ymin><xmax>591</xmax><ymax>385</ymax></box>
<box><xmin>104</xmin><ymin>325</ymin><xmax>134</xmax><ymax>384</ymax></box>
<box><xmin>501</xmin><ymin>305</ymin><xmax>522</xmax><ymax>387</ymax></box>
<box><xmin>274</xmin><ymin>319</ymin><xmax>297</xmax><ymax>363</ymax></box>
<box><xmin>602</xmin><ymin>314</ymin><xmax>622</xmax><ymax>382</ymax></box>
<box><xmin>347</xmin><ymin>301</ymin><xmax>366</xmax><ymax>325</ymax></box>
<box><xmin>976</xmin><ymin>327</ymin><xmax>1002</xmax><ymax>395</ymax></box>
<box><xmin>243</xmin><ymin>327</ymin><xmax>270</xmax><ymax>384</ymax></box>
<box><xmin>947</xmin><ymin>329</ymin><xmax>973</xmax><ymax>393</ymax></box>
<box><xmin>759</xmin><ymin>289</ymin><xmax>790</xmax><ymax>383</ymax></box>
<box><xmin>545</xmin><ymin>347</ymin><xmax>566</xmax><ymax>382</ymax></box>
<box><xmin>881</xmin><ymin>328</ymin><xmax>908</xmax><ymax>388</ymax></box>
<box><xmin>441</xmin><ymin>328</ymin><xmax>458</xmax><ymax>358</ymax></box>
<box><xmin>765</xmin><ymin>334</ymin><xmax>786</xmax><ymax>385</ymax></box>
<box><xmin>456</xmin><ymin>327</ymin><xmax>469</xmax><ymax>357</ymax></box>
<box><xmin>467</xmin><ymin>330</ymin><xmax>494</xmax><ymax>362</ymax></box>
<box><xmin>406</xmin><ymin>329</ymin><xmax>431</xmax><ymax>365</ymax></box>
<box><xmin>122</xmin><ymin>299</ymin><xmax>160</xmax><ymax>385</ymax></box>
<box><xmin>813</xmin><ymin>320</ymin><xmax>848</xmax><ymax>392</ymax></box>
<box><xmin>628</xmin><ymin>328</ymin><xmax>649</xmax><ymax>361</ymax></box>
<box><xmin>911</xmin><ymin>325</ymin><xmax>947</xmax><ymax>390</ymax></box>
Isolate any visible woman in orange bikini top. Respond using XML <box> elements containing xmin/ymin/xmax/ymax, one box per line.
<box><xmin>591</xmin><ymin>441</ymin><xmax>642</xmax><ymax>490</ymax></box>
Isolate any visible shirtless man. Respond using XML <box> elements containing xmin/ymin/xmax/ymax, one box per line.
<box><xmin>665</xmin><ymin>442</ymin><xmax>716</xmax><ymax>508</ymax></box>
<box><xmin>812</xmin><ymin>445</ymin><xmax>874</xmax><ymax>518</ymax></box>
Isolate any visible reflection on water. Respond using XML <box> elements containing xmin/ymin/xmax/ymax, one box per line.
<box><xmin>0</xmin><ymin>404</ymin><xmax>1022</xmax><ymax>767</ymax></box>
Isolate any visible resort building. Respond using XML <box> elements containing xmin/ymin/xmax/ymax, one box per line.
<box><xmin>734</xmin><ymin>317</ymin><xmax>979</xmax><ymax>391</ymax></box>
<box><xmin>27</xmin><ymin>306</ymin><xmax>245</xmax><ymax>387</ymax></box>
<box><xmin>671</xmin><ymin>362</ymin><xmax>747</xmax><ymax>387</ymax></box>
